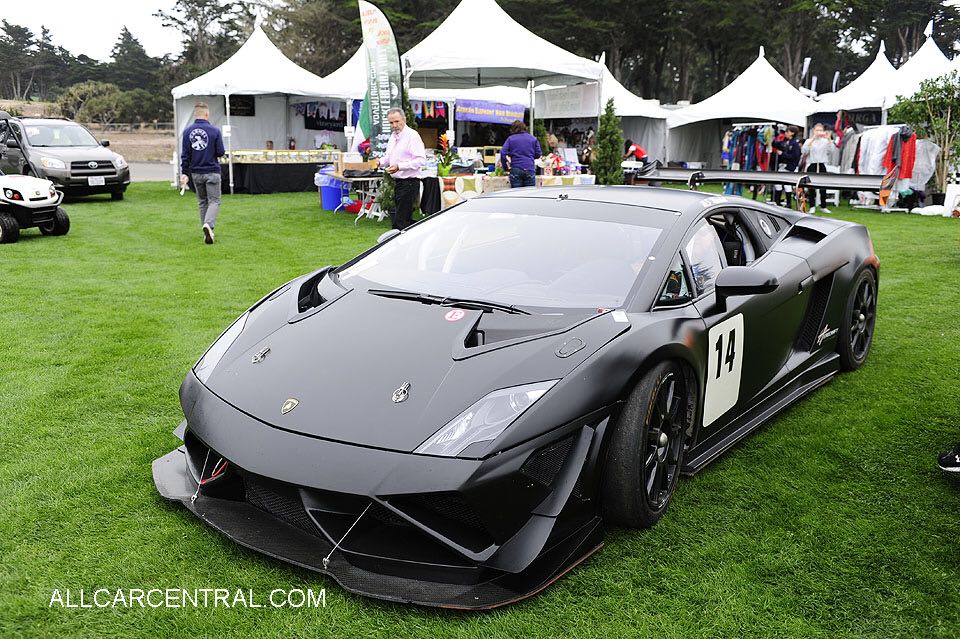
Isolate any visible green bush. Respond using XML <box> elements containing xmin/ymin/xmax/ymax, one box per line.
<box><xmin>593</xmin><ymin>98</ymin><xmax>623</xmax><ymax>185</ymax></box>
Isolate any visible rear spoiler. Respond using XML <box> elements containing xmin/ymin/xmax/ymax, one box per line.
<box><xmin>623</xmin><ymin>161</ymin><xmax>884</xmax><ymax>192</ymax></box>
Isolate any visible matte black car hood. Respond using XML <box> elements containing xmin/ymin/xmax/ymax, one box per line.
<box><xmin>204</xmin><ymin>288</ymin><xmax>623</xmax><ymax>453</ymax></box>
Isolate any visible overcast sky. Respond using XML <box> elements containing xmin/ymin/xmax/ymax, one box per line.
<box><xmin>5</xmin><ymin>1</ymin><xmax>183</xmax><ymax>61</ymax></box>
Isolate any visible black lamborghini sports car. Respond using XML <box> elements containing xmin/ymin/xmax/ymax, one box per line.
<box><xmin>154</xmin><ymin>184</ymin><xmax>879</xmax><ymax>609</ymax></box>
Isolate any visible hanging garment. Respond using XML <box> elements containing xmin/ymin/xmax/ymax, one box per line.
<box><xmin>840</xmin><ymin>130</ymin><xmax>861</xmax><ymax>173</ymax></box>
<box><xmin>910</xmin><ymin>139</ymin><xmax>940</xmax><ymax>191</ymax></box>
<box><xmin>883</xmin><ymin>131</ymin><xmax>917</xmax><ymax>179</ymax></box>
<box><xmin>857</xmin><ymin>125</ymin><xmax>901</xmax><ymax>176</ymax></box>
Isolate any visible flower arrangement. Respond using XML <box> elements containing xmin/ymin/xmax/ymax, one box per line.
<box><xmin>437</xmin><ymin>133</ymin><xmax>458</xmax><ymax>177</ymax></box>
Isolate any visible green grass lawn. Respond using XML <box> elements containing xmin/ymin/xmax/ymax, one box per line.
<box><xmin>1</xmin><ymin>183</ymin><xmax>959</xmax><ymax>638</ymax></box>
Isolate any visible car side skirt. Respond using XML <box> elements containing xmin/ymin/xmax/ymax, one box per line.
<box><xmin>682</xmin><ymin>351</ymin><xmax>840</xmax><ymax>474</ymax></box>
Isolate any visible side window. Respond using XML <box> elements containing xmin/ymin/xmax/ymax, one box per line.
<box><xmin>657</xmin><ymin>254</ymin><xmax>693</xmax><ymax>306</ymax></box>
<box><xmin>684</xmin><ymin>220</ymin><xmax>725</xmax><ymax>295</ymax></box>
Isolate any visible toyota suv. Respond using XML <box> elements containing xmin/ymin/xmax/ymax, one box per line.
<box><xmin>0</xmin><ymin>117</ymin><xmax>130</xmax><ymax>200</ymax></box>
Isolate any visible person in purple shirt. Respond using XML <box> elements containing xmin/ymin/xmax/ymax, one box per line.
<box><xmin>500</xmin><ymin>120</ymin><xmax>541</xmax><ymax>188</ymax></box>
<box><xmin>179</xmin><ymin>102</ymin><xmax>225</xmax><ymax>244</ymax></box>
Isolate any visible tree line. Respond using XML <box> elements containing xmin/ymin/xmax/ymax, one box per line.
<box><xmin>1</xmin><ymin>0</ymin><xmax>958</xmax><ymax>123</ymax></box>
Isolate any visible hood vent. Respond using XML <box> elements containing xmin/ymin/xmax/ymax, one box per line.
<box><xmin>297</xmin><ymin>271</ymin><xmax>329</xmax><ymax>312</ymax></box>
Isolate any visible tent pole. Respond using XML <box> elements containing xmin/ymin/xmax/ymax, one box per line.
<box><xmin>226</xmin><ymin>90</ymin><xmax>234</xmax><ymax>195</ymax></box>
<box><xmin>597</xmin><ymin>75</ymin><xmax>604</xmax><ymax>132</ymax></box>
<box><xmin>528</xmin><ymin>79</ymin><xmax>534</xmax><ymax>130</ymax></box>
<box><xmin>172</xmin><ymin>95</ymin><xmax>179</xmax><ymax>186</ymax></box>
<box><xmin>284</xmin><ymin>95</ymin><xmax>289</xmax><ymax>149</ymax></box>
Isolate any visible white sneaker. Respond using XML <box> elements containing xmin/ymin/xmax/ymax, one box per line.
<box><xmin>809</xmin><ymin>206</ymin><xmax>817</xmax><ymax>214</ymax></box>
<box><xmin>820</xmin><ymin>207</ymin><xmax>832</xmax><ymax>214</ymax></box>
<box><xmin>203</xmin><ymin>224</ymin><xmax>214</xmax><ymax>244</ymax></box>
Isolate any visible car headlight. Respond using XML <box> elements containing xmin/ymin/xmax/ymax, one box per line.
<box><xmin>114</xmin><ymin>155</ymin><xmax>127</xmax><ymax>169</ymax></box>
<box><xmin>3</xmin><ymin>188</ymin><xmax>22</xmax><ymax>200</ymax></box>
<box><xmin>194</xmin><ymin>312</ymin><xmax>248</xmax><ymax>384</ymax></box>
<box><xmin>49</xmin><ymin>186</ymin><xmax>57</xmax><ymax>198</ymax></box>
<box><xmin>39</xmin><ymin>157</ymin><xmax>66</xmax><ymax>169</ymax></box>
<box><xmin>414</xmin><ymin>381</ymin><xmax>558</xmax><ymax>457</ymax></box>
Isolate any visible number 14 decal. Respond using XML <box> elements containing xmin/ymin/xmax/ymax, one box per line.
<box><xmin>704</xmin><ymin>314</ymin><xmax>744</xmax><ymax>427</ymax></box>
<box><xmin>715</xmin><ymin>329</ymin><xmax>736</xmax><ymax>379</ymax></box>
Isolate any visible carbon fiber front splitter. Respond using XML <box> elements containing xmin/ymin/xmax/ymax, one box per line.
<box><xmin>153</xmin><ymin>447</ymin><xmax>602</xmax><ymax>609</ymax></box>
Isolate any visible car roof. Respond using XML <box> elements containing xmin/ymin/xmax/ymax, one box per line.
<box><xmin>20</xmin><ymin>118</ymin><xmax>76</xmax><ymax>124</ymax></box>
<box><xmin>478</xmin><ymin>185</ymin><xmax>750</xmax><ymax>221</ymax></box>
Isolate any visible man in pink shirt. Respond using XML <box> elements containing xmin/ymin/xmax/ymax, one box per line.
<box><xmin>373</xmin><ymin>108</ymin><xmax>425</xmax><ymax>230</ymax></box>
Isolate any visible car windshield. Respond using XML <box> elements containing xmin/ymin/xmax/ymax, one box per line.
<box><xmin>338</xmin><ymin>207</ymin><xmax>664</xmax><ymax>311</ymax></box>
<box><xmin>24</xmin><ymin>123</ymin><xmax>100</xmax><ymax>147</ymax></box>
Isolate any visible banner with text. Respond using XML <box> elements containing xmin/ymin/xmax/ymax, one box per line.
<box><xmin>358</xmin><ymin>0</ymin><xmax>402</xmax><ymax>155</ymax></box>
<box><xmin>456</xmin><ymin>100</ymin><xmax>526</xmax><ymax>125</ymax></box>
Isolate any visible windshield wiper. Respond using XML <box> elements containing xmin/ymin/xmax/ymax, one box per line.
<box><xmin>367</xmin><ymin>288</ymin><xmax>530</xmax><ymax>315</ymax></box>
<box><xmin>438</xmin><ymin>297</ymin><xmax>530</xmax><ymax>315</ymax></box>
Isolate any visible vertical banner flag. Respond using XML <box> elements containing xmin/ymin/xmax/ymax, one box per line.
<box><xmin>358</xmin><ymin>0</ymin><xmax>403</xmax><ymax>156</ymax></box>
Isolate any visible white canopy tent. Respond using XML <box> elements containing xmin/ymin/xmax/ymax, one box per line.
<box><xmin>402</xmin><ymin>0</ymin><xmax>603</xmax><ymax>128</ymax></box>
<box><xmin>319</xmin><ymin>44</ymin><xmax>531</xmax><ymax>104</ymax></box>
<box><xmin>885</xmin><ymin>26</ymin><xmax>953</xmax><ymax>105</ymax></box>
<box><xmin>171</xmin><ymin>27</ymin><xmax>337</xmax><ymax>191</ymax></box>
<box><xmin>535</xmin><ymin>67</ymin><xmax>670</xmax><ymax>161</ymax></box>
<box><xmin>666</xmin><ymin>47</ymin><xmax>816</xmax><ymax>167</ymax></box>
<box><xmin>814</xmin><ymin>42</ymin><xmax>899</xmax><ymax>113</ymax></box>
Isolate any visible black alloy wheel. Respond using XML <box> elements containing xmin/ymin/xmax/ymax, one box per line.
<box><xmin>838</xmin><ymin>269</ymin><xmax>877</xmax><ymax>371</ymax></box>
<box><xmin>602</xmin><ymin>360</ymin><xmax>693</xmax><ymax>529</ymax></box>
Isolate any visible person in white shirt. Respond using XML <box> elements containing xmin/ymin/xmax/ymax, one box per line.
<box><xmin>802</xmin><ymin>123</ymin><xmax>835</xmax><ymax>214</ymax></box>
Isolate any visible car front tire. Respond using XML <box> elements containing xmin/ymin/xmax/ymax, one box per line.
<box><xmin>39</xmin><ymin>207</ymin><xmax>70</xmax><ymax>237</ymax></box>
<box><xmin>838</xmin><ymin>268</ymin><xmax>877</xmax><ymax>371</ymax></box>
<box><xmin>602</xmin><ymin>360</ymin><xmax>694</xmax><ymax>529</ymax></box>
<box><xmin>0</xmin><ymin>213</ymin><xmax>20</xmax><ymax>243</ymax></box>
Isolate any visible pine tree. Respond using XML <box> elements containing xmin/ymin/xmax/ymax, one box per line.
<box><xmin>593</xmin><ymin>98</ymin><xmax>623</xmax><ymax>185</ymax></box>
<box><xmin>533</xmin><ymin>119</ymin><xmax>549</xmax><ymax>155</ymax></box>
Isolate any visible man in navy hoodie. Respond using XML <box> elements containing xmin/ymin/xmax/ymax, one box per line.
<box><xmin>179</xmin><ymin>102</ymin><xmax>225</xmax><ymax>244</ymax></box>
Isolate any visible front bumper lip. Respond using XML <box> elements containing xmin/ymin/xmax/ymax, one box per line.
<box><xmin>153</xmin><ymin>446</ymin><xmax>602</xmax><ymax>609</ymax></box>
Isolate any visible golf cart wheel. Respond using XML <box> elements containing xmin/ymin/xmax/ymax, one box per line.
<box><xmin>0</xmin><ymin>214</ymin><xmax>20</xmax><ymax>243</ymax></box>
<box><xmin>602</xmin><ymin>360</ymin><xmax>693</xmax><ymax>529</ymax></box>
<box><xmin>111</xmin><ymin>191</ymin><xmax>124</xmax><ymax>201</ymax></box>
<box><xmin>39</xmin><ymin>207</ymin><xmax>70</xmax><ymax>237</ymax></box>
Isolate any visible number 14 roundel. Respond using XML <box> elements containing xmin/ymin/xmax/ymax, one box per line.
<box><xmin>703</xmin><ymin>314</ymin><xmax>744</xmax><ymax>427</ymax></box>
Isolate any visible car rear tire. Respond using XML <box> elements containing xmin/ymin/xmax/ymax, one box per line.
<box><xmin>602</xmin><ymin>360</ymin><xmax>694</xmax><ymax>529</ymax></box>
<box><xmin>39</xmin><ymin>207</ymin><xmax>70</xmax><ymax>236</ymax></box>
<box><xmin>0</xmin><ymin>214</ymin><xmax>20</xmax><ymax>243</ymax></box>
<box><xmin>838</xmin><ymin>268</ymin><xmax>877</xmax><ymax>371</ymax></box>
<box><xmin>111</xmin><ymin>191</ymin><xmax>124</xmax><ymax>201</ymax></box>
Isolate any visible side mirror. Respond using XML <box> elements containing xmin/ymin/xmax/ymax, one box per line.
<box><xmin>377</xmin><ymin>229</ymin><xmax>400</xmax><ymax>244</ymax></box>
<box><xmin>100</xmin><ymin>140</ymin><xmax>110</xmax><ymax>147</ymax></box>
<box><xmin>715</xmin><ymin>266</ymin><xmax>778</xmax><ymax>310</ymax></box>
<box><xmin>6</xmin><ymin>138</ymin><xmax>19</xmax><ymax>148</ymax></box>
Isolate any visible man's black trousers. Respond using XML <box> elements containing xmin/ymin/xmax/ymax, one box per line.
<box><xmin>393</xmin><ymin>177</ymin><xmax>419</xmax><ymax>230</ymax></box>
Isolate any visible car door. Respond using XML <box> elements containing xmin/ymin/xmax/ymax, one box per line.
<box><xmin>687</xmin><ymin>208</ymin><xmax>812</xmax><ymax>434</ymax></box>
<box><xmin>0</xmin><ymin>121</ymin><xmax>27</xmax><ymax>174</ymax></box>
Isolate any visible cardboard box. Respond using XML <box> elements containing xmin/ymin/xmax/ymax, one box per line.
<box><xmin>335</xmin><ymin>156</ymin><xmax>378</xmax><ymax>174</ymax></box>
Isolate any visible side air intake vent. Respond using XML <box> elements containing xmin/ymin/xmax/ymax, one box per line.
<box><xmin>795</xmin><ymin>273</ymin><xmax>835</xmax><ymax>351</ymax></box>
<box><xmin>785</xmin><ymin>224</ymin><xmax>827</xmax><ymax>243</ymax></box>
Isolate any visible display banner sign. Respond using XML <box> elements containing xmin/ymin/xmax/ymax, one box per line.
<box><xmin>456</xmin><ymin>100</ymin><xmax>526</xmax><ymax>125</ymax></box>
<box><xmin>534</xmin><ymin>83</ymin><xmax>601</xmax><ymax>119</ymax></box>
<box><xmin>358</xmin><ymin>0</ymin><xmax>403</xmax><ymax>156</ymax></box>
